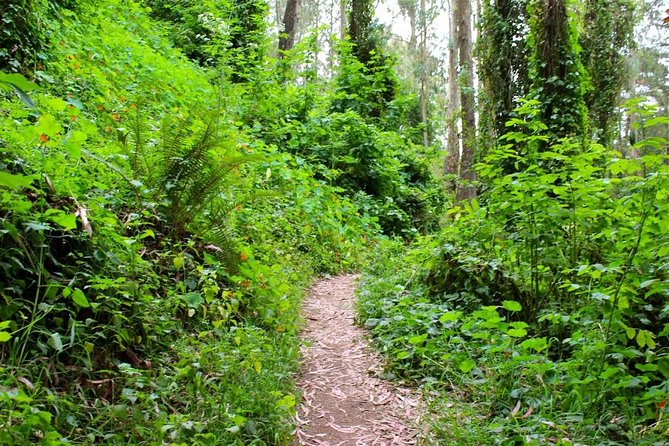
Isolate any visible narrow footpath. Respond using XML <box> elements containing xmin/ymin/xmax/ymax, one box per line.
<box><xmin>294</xmin><ymin>275</ymin><xmax>422</xmax><ymax>446</ymax></box>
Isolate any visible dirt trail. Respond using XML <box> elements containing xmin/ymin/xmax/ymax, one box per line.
<box><xmin>293</xmin><ymin>274</ymin><xmax>422</xmax><ymax>446</ymax></box>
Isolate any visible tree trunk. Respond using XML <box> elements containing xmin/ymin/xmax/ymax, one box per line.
<box><xmin>444</xmin><ymin>0</ymin><xmax>460</xmax><ymax>189</ymax></box>
<box><xmin>408</xmin><ymin>3</ymin><xmax>417</xmax><ymax>50</ymax></box>
<box><xmin>455</xmin><ymin>0</ymin><xmax>476</xmax><ymax>201</ymax></box>
<box><xmin>420</xmin><ymin>0</ymin><xmax>429</xmax><ymax>147</ymax></box>
<box><xmin>279</xmin><ymin>0</ymin><xmax>300</xmax><ymax>55</ymax></box>
<box><xmin>340</xmin><ymin>0</ymin><xmax>347</xmax><ymax>40</ymax></box>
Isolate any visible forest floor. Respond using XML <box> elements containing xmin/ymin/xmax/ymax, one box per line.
<box><xmin>293</xmin><ymin>275</ymin><xmax>424</xmax><ymax>446</ymax></box>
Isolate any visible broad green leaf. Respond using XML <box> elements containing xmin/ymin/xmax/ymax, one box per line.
<box><xmin>625</xmin><ymin>327</ymin><xmax>636</xmax><ymax>340</ymax></box>
<box><xmin>62</xmin><ymin>130</ymin><xmax>87</xmax><ymax>158</ymax></box>
<box><xmin>657</xmin><ymin>358</ymin><xmax>669</xmax><ymax>379</ymax></box>
<box><xmin>35</xmin><ymin>114</ymin><xmax>62</xmax><ymax>139</ymax></box>
<box><xmin>639</xmin><ymin>279</ymin><xmax>657</xmax><ymax>288</ymax></box>
<box><xmin>173</xmin><ymin>255</ymin><xmax>184</xmax><ymax>269</ymax></box>
<box><xmin>184</xmin><ymin>292</ymin><xmax>203</xmax><ymax>307</ymax></box>
<box><xmin>51</xmin><ymin>213</ymin><xmax>77</xmax><ymax>231</ymax></box>
<box><xmin>0</xmin><ymin>72</ymin><xmax>37</xmax><ymax>108</ymax></box>
<box><xmin>639</xmin><ymin>330</ymin><xmax>656</xmax><ymax>349</ymax></box>
<box><xmin>635</xmin><ymin>363</ymin><xmax>658</xmax><ymax>372</ymax></box>
<box><xmin>275</xmin><ymin>394</ymin><xmax>295</xmax><ymax>410</ymax></box>
<box><xmin>0</xmin><ymin>172</ymin><xmax>33</xmax><ymax>189</ymax></box>
<box><xmin>502</xmin><ymin>300</ymin><xmax>522</xmax><ymax>312</ymax></box>
<box><xmin>520</xmin><ymin>337</ymin><xmax>547</xmax><ymax>352</ymax></box>
<box><xmin>396</xmin><ymin>350</ymin><xmax>412</xmax><ymax>360</ymax></box>
<box><xmin>643</xmin><ymin>116</ymin><xmax>669</xmax><ymax>128</ymax></box>
<box><xmin>408</xmin><ymin>333</ymin><xmax>428</xmax><ymax>345</ymax></box>
<box><xmin>617</xmin><ymin>295</ymin><xmax>630</xmax><ymax>310</ymax></box>
<box><xmin>439</xmin><ymin>311</ymin><xmax>460</xmax><ymax>323</ymax></box>
<box><xmin>459</xmin><ymin>358</ymin><xmax>476</xmax><ymax>373</ymax></box>
<box><xmin>0</xmin><ymin>332</ymin><xmax>11</xmax><ymax>342</ymax></box>
<box><xmin>507</xmin><ymin>328</ymin><xmax>527</xmax><ymax>338</ymax></box>
<box><xmin>72</xmin><ymin>288</ymin><xmax>90</xmax><ymax>308</ymax></box>
<box><xmin>600</xmin><ymin>367</ymin><xmax>620</xmax><ymax>379</ymax></box>
<box><xmin>0</xmin><ymin>72</ymin><xmax>37</xmax><ymax>91</ymax></box>
<box><xmin>636</xmin><ymin>330</ymin><xmax>647</xmax><ymax>348</ymax></box>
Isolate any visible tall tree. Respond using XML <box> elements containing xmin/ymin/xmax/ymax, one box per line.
<box><xmin>477</xmin><ymin>0</ymin><xmax>530</xmax><ymax>145</ymax></box>
<box><xmin>419</xmin><ymin>0</ymin><xmax>430</xmax><ymax>147</ymax></box>
<box><xmin>454</xmin><ymin>0</ymin><xmax>476</xmax><ymax>201</ymax></box>
<box><xmin>580</xmin><ymin>0</ymin><xmax>636</xmax><ymax>144</ymax></box>
<box><xmin>444</xmin><ymin>0</ymin><xmax>461</xmax><ymax>188</ymax></box>
<box><xmin>527</xmin><ymin>0</ymin><xmax>586</xmax><ymax>138</ymax></box>
<box><xmin>445</xmin><ymin>0</ymin><xmax>476</xmax><ymax>200</ymax></box>
<box><xmin>399</xmin><ymin>0</ymin><xmax>431</xmax><ymax>147</ymax></box>
<box><xmin>398</xmin><ymin>0</ymin><xmax>418</xmax><ymax>50</ymax></box>
<box><xmin>349</xmin><ymin>0</ymin><xmax>375</xmax><ymax>63</ymax></box>
<box><xmin>278</xmin><ymin>0</ymin><xmax>301</xmax><ymax>55</ymax></box>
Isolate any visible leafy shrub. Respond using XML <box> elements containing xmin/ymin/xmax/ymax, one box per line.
<box><xmin>358</xmin><ymin>101</ymin><xmax>669</xmax><ymax>444</ymax></box>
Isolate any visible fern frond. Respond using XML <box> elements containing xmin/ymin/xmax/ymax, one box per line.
<box><xmin>205</xmin><ymin>222</ymin><xmax>240</xmax><ymax>275</ymax></box>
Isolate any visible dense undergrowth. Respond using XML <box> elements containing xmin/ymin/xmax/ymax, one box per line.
<box><xmin>0</xmin><ymin>0</ymin><xmax>441</xmax><ymax>444</ymax></box>
<box><xmin>358</xmin><ymin>101</ymin><xmax>669</xmax><ymax>444</ymax></box>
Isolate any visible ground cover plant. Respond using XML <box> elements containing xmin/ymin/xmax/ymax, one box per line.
<box><xmin>358</xmin><ymin>100</ymin><xmax>669</xmax><ymax>444</ymax></box>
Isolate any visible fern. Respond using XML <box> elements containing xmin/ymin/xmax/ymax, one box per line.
<box><xmin>204</xmin><ymin>222</ymin><xmax>240</xmax><ymax>275</ymax></box>
<box><xmin>123</xmin><ymin>107</ymin><xmax>260</xmax><ymax>272</ymax></box>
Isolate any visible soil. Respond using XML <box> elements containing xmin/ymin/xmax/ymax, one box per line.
<box><xmin>293</xmin><ymin>274</ymin><xmax>423</xmax><ymax>446</ymax></box>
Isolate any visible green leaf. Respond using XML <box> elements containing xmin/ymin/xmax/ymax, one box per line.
<box><xmin>0</xmin><ymin>332</ymin><xmax>11</xmax><ymax>342</ymax></box>
<box><xmin>459</xmin><ymin>359</ymin><xmax>476</xmax><ymax>373</ymax></box>
<box><xmin>639</xmin><ymin>279</ymin><xmax>657</xmax><ymax>289</ymax></box>
<box><xmin>600</xmin><ymin>367</ymin><xmax>620</xmax><ymax>379</ymax></box>
<box><xmin>24</xmin><ymin>221</ymin><xmax>51</xmax><ymax>231</ymax></box>
<box><xmin>51</xmin><ymin>213</ymin><xmax>77</xmax><ymax>231</ymax></box>
<box><xmin>507</xmin><ymin>328</ymin><xmax>527</xmax><ymax>338</ymax></box>
<box><xmin>618</xmin><ymin>295</ymin><xmax>630</xmax><ymax>310</ymax></box>
<box><xmin>0</xmin><ymin>72</ymin><xmax>37</xmax><ymax>109</ymax></box>
<box><xmin>0</xmin><ymin>172</ymin><xmax>33</xmax><ymax>189</ymax></box>
<box><xmin>35</xmin><ymin>114</ymin><xmax>62</xmax><ymax>139</ymax></box>
<box><xmin>640</xmin><ymin>330</ymin><xmax>656</xmax><ymax>349</ymax></box>
<box><xmin>48</xmin><ymin>333</ymin><xmax>63</xmax><ymax>352</ymax></box>
<box><xmin>408</xmin><ymin>333</ymin><xmax>428</xmax><ymax>345</ymax></box>
<box><xmin>520</xmin><ymin>337</ymin><xmax>547</xmax><ymax>352</ymax></box>
<box><xmin>439</xmin><ymin>311</ymin><xmax>460</xmax><ymax>323</ymax></box>
<box><xmin>625</xmin><ymin>326</ymin><xmax>636</xmax><ymax>340</ymax></box>
<box><xmin>0</xmin><ymin>72</ymin><xmax>37</xmax><ymax>91</ymax></box>
<box><xmin>396</xmin><ymin>350</ymin><xmax>412</xmax><ymax>360</ymax></box>
<box><xmin>62</xmin><ymin>130</ymin><xmax>87</xmax><ymax>158</ymax></box>
<box><xmin>643</xmin><ymin>116</ymin><xmax>669</xmax><ymax>128</ymax></box>
<box><xmin>71</xmin><ymin>288</ymin><xmax>90</xmax><ymax>308</ymax></box>
<box><xmin>635</xmin><ymin>363</ymin><xmax>658</xmax><ymax>372</ymax></box>
<box><xmin>502</xmin><ymin>300</ymin><xmax>522</xmax><ymax>312</ymax></box>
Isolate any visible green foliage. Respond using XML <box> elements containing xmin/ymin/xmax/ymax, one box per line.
<box><xmin>272</xmin><ymin>109</ymin><xmax>442</xmax><ymax>237</ymax></box>
<box><xmin>0</xmin><ymin>0</ymin><xmax>386</xmax><ymax>443</ymax></box>
<box><xmin>145</xmin><ymin>0</ymin><xmax>231</xmax><ymax>66</ymax></box>
<box><xmin>476</xmin><ymin>0</ymin><xmax>530</xmax><ymax>150</ymax></box>
<box><xmin>527</xmin><ymin>0</ymin><xmax>588</xmax><ymax>139</ymax></box>
<box><xmin>227</xmin><ymin>0</ymin><xmax>269</xmax><ymax>83</ymax></box>
<box><xmin>332</xmin><ymin>36</ymin><xmax>399</xmax><ymax>120</ymax></box>
<box><xmin>580</xmin><ymin>0</ymin><xmax>637</xmax><ymax>145</ymax></box>
<box><xmin>358</xmin><ymin>102</ymin><xmax>669</xmax><ymax>444</ymax></box>
<box><xmin>0</xmin><ymin>0</ymin><xmax>48</xmax><ymax>72</ymax></box>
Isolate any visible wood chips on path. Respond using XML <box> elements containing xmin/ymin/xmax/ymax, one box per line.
<box><xmin>293</xmin><ymin>274</ymin><xmax>423</xmax><ymax>446</ymax></box>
